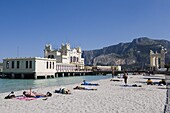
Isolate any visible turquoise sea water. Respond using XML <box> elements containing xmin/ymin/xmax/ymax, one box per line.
<box><xmin>0</xmin><ymin>75</ymin><xmax>112</xmax><ymax>93</ymax></box>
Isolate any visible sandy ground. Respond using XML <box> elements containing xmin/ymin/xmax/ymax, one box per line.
<box><xmin>0</xmin><ymin>74</ymin><xmax>167</xmax><ymax>113</ymax></box>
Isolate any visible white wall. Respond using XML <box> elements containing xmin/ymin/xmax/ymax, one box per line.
<box><xmin>35</xmin><ymin>58</ymin><xmax>56</xmax><ymax>76</ymax></box>
<box><xmin>3</xmin><ymin>58</ymin><xmax>35</xmax><ymax>73</ymax></box>
<box><xmin>3</xmin><ymin>58</ymin><xmax>57</xmax><ymax>76</ymax></box>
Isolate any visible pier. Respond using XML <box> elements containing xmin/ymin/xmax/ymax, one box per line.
<box><xmin>1</xmin><ymin>71</ymin><xmax>98</xmax><ymax>79</ymax></box>
<box><xmin>2</xmin><ymin>70</ymin><xmax>169</xmax><ymax>79</ymax></box>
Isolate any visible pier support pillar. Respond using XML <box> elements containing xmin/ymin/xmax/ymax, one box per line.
<box><xmin>45</xmin><ymin>75</ymin><xmax>47</xmax><ymax>79</ymax></box>
<box><xmin>21</xmin><ymin>73</ymin><xmax>24</xmax><ymax>79</ymax></box>
<box><xmin>62</xmin><ymin>73</ymin><xmax>64</xmax><ymax>77</ymax></box>
<box><xmin>73</xmin><ymin>73</ymin><xmax>75</xmax><ymax>76</ymax></box>
<box><xmin>34</xmin><ymin>73</ymin><xmax>37</xmax><ymax>79</ymax></box>
<box><xmin>55</xmin><ymin>73</ymin><xmax>58</xmax><ymax>78</ymax></box>
<box><xmin>83</xmin><ymin>73</ymin><xmax>85</xmax><ymax>75</ymax></box>
<box><xmin>11</xmin><ymin>73</ymin><xmax>15</xmax><ymax>79</ymax></box>
<box><xmin>68</xmin><ymin>73</ymin><xmax>70</xmax><ymax>76</ymax></box>
<box><xmin>80</xmin><ymin>73</ymin><xmax>81</xmax><ymax>76</ymax></box>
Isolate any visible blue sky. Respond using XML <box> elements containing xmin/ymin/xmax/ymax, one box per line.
<box><xmin>0</xmin><ymin>0</ymin><xmax>170</xmax><ymax>61</ymax></box>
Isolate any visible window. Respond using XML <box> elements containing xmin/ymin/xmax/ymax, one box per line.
<box><xmin>6</xmin><ymin>61</ymin><xmax>9</xmax><ymax>69</ymax></box>
<box><xmin>70</xmin><ymin>57</ymin><xmax>72</xmax><ymax>62</ymax></box>
<box><xmin>50</xmin><ymin>62</ymin><xmax>51</xmax><ymax>69</ymax></box>
<box><xmin>47</xmin><ymin>62</ymin><xmax>48</xmax><ymax>69</ymax></box>
<box><xmin>53</xmin><ymin>62</ymin><xmax>54</xmax><ymax>69</ymax></box>
<box><xmin>17</xmin><ymin>61</ymin><xmax>20</xmax><ymax>68</ymax></box>
<box><xmin>48</xmin><ymin>55</ymin><xmax>55</xmax><ymax>59</ymax></box>
<box><xmin>26</xmin><ymin>61</ymin><xmax>28</xmax><ymax>68</ymax></box>
<box><xmin>29</xmin><ymin>61</ymin><xmax>32</xmax><ymax>68</ymax></box>
<box><xmin>73</xmin><ymin>56</ymin><xmax>76</xmax><ymax>62</ymax></box>
<box><xmin>12</xmin><ymin>61</ymin><xmax>15</xmax><ymax>68</ymax></box>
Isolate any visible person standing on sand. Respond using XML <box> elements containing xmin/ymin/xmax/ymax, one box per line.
<box><xmin>123</xmin><ymin>72</ymin><xmax>128</xmax><ymax>85</ymax></box>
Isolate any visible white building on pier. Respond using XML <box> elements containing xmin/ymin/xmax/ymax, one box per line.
<box><xmin>3</xmin><ymin>57</ymin><xmax>56</xmax><ymax>79</ymax></box>
<box><xmin>2</xmin><ymin>43</ymin><xmax>85</xmax><ymax>79</ymax></box>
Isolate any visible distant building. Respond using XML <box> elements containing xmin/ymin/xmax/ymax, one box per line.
<box><xmin>3</xmin><ymin>57</ymin><xmax>56</xmax><ymax>79</ymax></box>
<box><xmin>44</xmin><ymin>43</ymin><xmax>84</xmax><ymax>72</ymax></box>
<box><xmin>150</xmin><ymin>47</ymin><xmax>167</xmax><ymax>71</ymax></box>
<box><xmin>92</xmin><ymin>66</ymin><xmax>121</xmax><ymax>71</ymax></box>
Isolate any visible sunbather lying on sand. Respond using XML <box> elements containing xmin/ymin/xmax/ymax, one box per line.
<box><xmin>23</xmin><ymin>88</ymin><xmax>52</xmax><ymax>98</ymax></box>
<box><xmin>73</xmin><ymin>86</ymin><xmax>97</xmax><ymax>90</ymax></box>
<box><xmin>132</xmin><ymin>84</ymin><xmax>142</xmax><ymax>87</ymax></box>
<box><xmin>54</xmin><ymin>88</ymin><xmax>71</xmax><ymax>94</ymax></box>
<box><xmin>110</xmin><ymin>79</ymin><xmax>122</xmax><ymax>81</ymax></box>
<box><xmin>4</xmin><ymin>91</ymin><xmax>15</xmax><ymax>99</ymax></box>
<box><xmin>158</xmin><ymin>79</ymin><xmax>166</xmax><ymax>86</ymax></box>
<box><xmin>81</xmin><ymin>80</ymin><xmax>99</xmax><ymax>86</ymax></box>
<box><xmin>146</xmin><ymin>78</ymin><xmax>154</xmax><ymax>85</ymax></box>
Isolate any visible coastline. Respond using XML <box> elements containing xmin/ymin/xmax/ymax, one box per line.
<box><xmin>0</xmin><ymin>74</ymin><xmax>167</xmax><ymax>113</ymax></box>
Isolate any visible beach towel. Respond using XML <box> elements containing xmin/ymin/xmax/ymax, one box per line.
<box><xmin>82</xmin><ymin>80</ymin><xmax>99</xmax><ymax>86</ymax></box>
<box><xmin>73</xmin><ymin>86</ymin><xmax>97</xmax><ymax>91</ymax></box>
<box><xmin>15</xmin><ymin>96</ymin><xmax>37</xmax><ymax>101</ymax></box>
<box><xmin>15</xmin><ymin>95</ymin><xmax>46</xmax><ymax>101</ymax></box>
<box><xmin>122</xmin><ymin>84</ymin><xmax>142</xmax><ymax>87</ymax></box>
<box><xmin>81</xmin><ymin>83</ymin><xmax>99</xmax><ymax>86</ymax></box>
<box><xmin>110</xmin><ymin>79</ymin><xmax>122</xmax><ymax>81</ymax></box>
<box><xmin>73</xmin><ymin>88</ymin><xmax>97</xmax><ymax>91</ymax></box>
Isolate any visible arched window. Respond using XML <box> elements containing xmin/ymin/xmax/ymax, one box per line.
<box><xmin>70</xmin><ymin>56</ymin><xmax>73</xmax><ymax>62</ymax></box>
<box><xmin>73</xmin><ymin>56</ymin><xmax>76</xmax><ymax>62</ymax></box>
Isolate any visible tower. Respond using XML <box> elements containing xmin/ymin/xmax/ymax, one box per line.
<box><xmin>44</xmin><ymin>44</ymin><xmax>52</xmax><ymax>58</ymax></box>
<box><xmin>61</xmin><ymin>43</ymin><xmax>70</xmax><ymax>56</ymax></box>
<box><xmin>160</xmin><ymin>47</ymin><xmax>167</xmax><ymax>68</ymax></box>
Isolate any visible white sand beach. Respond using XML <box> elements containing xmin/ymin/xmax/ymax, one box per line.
<box><xmin>0</xmin><ymin>74</ymin><xmax>167</xmax><ymax>113</ymax></box>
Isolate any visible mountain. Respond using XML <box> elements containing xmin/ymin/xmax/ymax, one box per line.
<box><xmin>82</xmin><ymin>37</ymin><xmax>170</xmax><ymax>70</ymax></box>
